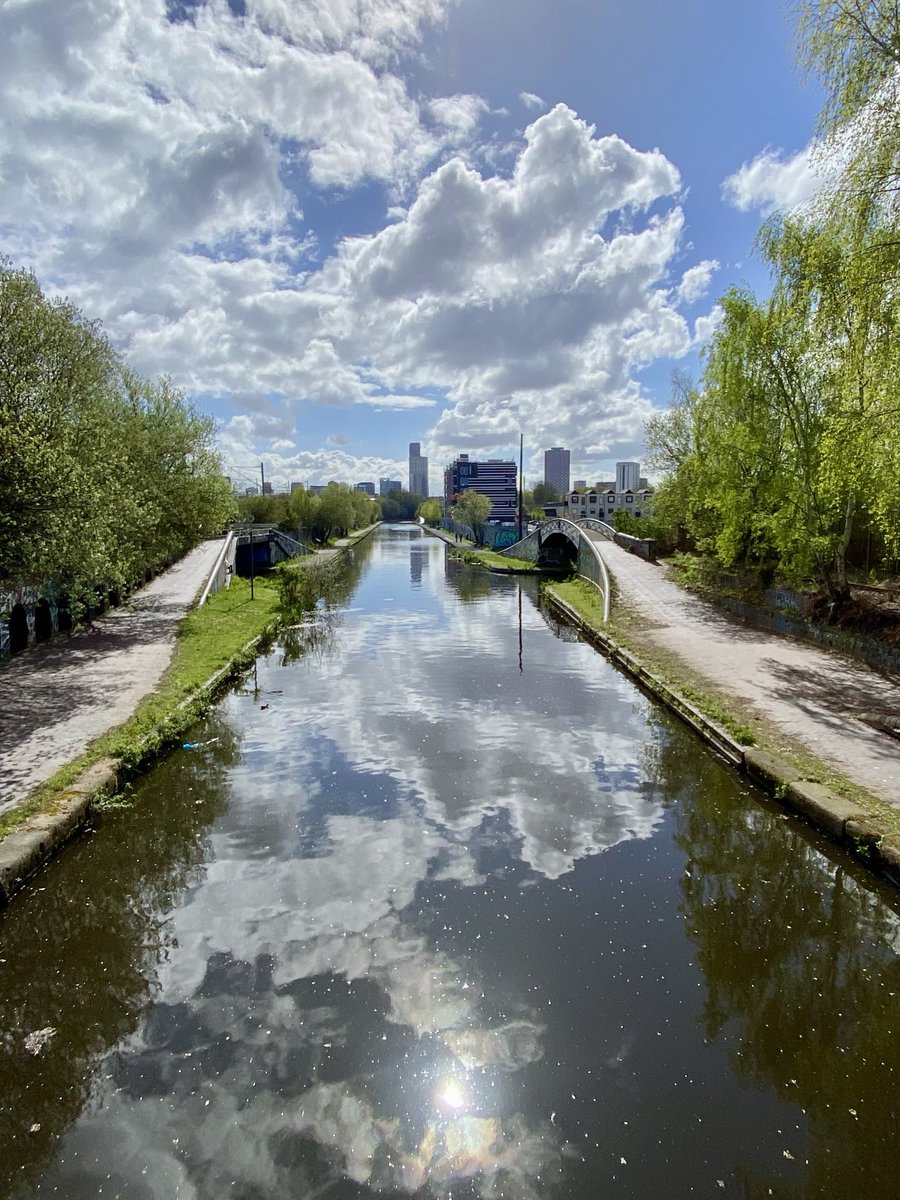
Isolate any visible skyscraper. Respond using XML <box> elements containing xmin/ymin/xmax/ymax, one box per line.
<box><xmin>409</xmin><ymin>442</ymin><xmax>429</xmax><ymax>497</ymax></box>
<box><xmin>543</xmin><ymin>447</ymin><xmax>570</xmax><ymax>496</ymax></box>
<box><xmin>616</xmin><ymin>462</ymin><xmax>640</xmax><ymax>492</ymax></box>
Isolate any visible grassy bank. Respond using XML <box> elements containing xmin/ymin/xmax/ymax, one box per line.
<box><xmin>0</xmin><ymin>576</ymin><xmax>281</xmax><ymax>840</ymax></box>
<box><xmin>457</xmin><ymin>548</ymin><xmax>542</xmax><ymax>572</ymax></box>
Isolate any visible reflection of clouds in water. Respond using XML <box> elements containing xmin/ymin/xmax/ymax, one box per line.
<box><xmin>235</xmin><ymin>548</ymin><xmax>664</xmax><ymax>879</ymax></box>
<box><xmin>45</xmin><ymin>922</ymin><xmax>555</xmax><ymax>1199</ymax></box>
<box><xmin>160</xmin><ymin>811</ymin><xmax>481</xmax><ymax>1012</ymax></box>
<box><xmin>40</xmin><ymin>535</ymin><xmax>664</xmax><ymax>1197</ymax></box>
<box><xmin>295</xmin><ymin>1082</ymin><xmax>561</xmax><ymax>1196</ymax></box>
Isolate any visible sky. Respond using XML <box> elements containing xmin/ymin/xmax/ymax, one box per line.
<box><xmin>0</xmin><ymin>0</ymin><xmax>826</xmax><ymax>493</ymax></box>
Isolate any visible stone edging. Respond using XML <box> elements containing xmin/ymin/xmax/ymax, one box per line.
<box><xmin>545</xmin><ymin>589</ymin><xmax>900</xmax><ymax>889</ymax></box>
<box><xmin>0</xmin><ymin>631</ymin><xmax>271</xmax><ymax>907</ymax></box>
<box><xmin>0</xmin><ymin>527</ymin><xmax>384</xmax><ymax>906</ymax></box>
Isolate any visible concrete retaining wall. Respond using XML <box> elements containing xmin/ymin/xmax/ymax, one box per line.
<box><xmin>708</xmin><ymin>594</ymin><xmax>900</xmax><ymax>678</ymax></box>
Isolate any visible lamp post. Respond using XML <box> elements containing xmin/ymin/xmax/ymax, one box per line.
<box><xmin>237</xmin><ymin>519</ymin><xmax>255</xmax><ymax>600</ymax></box>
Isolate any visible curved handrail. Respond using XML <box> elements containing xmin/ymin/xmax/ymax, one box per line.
<box><xmin>501</xmin><ymin>518</ymin><xmax>610</xmax><ymax>623</ymax></box>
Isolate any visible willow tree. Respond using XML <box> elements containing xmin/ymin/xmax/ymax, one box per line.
<box><xmin>759</xmin><ymin>209</ymin><xmax>900</xmax><ymax>597</ymax></box>
<box><xmin>796</xmin><ymin>0</ymin><xmax>900</xmax><ymax>213</ymax></box>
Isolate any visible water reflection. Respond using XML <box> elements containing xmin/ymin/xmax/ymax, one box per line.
<box><xmin>1</xmin><ymin>527</ymin><xmax>899</xmax><ymax>1198</ymax></box>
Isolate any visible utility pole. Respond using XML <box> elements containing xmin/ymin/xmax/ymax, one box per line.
<box><xmin>260</xmin><ymin>461</ymin><xmax>265</xmax><ymax>495</ymax></box>
<box><xmin>518</xmin><ymin>432</ymin><xmax>524</xmax><ymax>542</ymax></box>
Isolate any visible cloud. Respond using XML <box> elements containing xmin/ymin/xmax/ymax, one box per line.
<box><xmin>428</xmin><ymin>93</ymin><xmax>488</xmax><ymax>141</ymax></box>
<box><xmin>218</xmin><ymin>421</ymin><xmax>408</xmax><ymax>487</ymax></box>
<box><xmin>519</xmin><ymin>91</ymin><xmax>546</xmax><ymax>111</ymax></box>
<box><xmin>0</xmin><ymin>4</ymin><xmax>713</xmax><ymax>483</ymax></box>
<box><xmin>722</xmin><ymin>145</ymin><xmax>822</xmax><ymax>215</ymax></box>
<box><xmin>675</xmin><ymin>259</ymin><xmax>719</xmax><ymax>305</ymax></box>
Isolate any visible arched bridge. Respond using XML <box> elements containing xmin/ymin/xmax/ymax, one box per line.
<box><xmin>498</xmin><ymin>517</ymin><xmax>611</xmax><ymax>620</ymax></box>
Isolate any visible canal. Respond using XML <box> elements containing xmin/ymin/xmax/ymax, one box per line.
<box><xmin>1</xmin><ymin>525</ymin><xmax>899</xmax><ymax>1198</ymax></box>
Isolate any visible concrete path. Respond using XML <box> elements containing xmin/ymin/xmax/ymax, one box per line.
<box><xmin>0</xmin><ymin>539</ymin><xmax>227</xmax><ymax>816</ymax></box>
<box><xmin>585</xmin><ymin>533</ymin><xmax>900</xmax><ymax>808</ymax></box>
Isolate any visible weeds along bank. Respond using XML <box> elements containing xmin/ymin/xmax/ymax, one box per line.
<box><xmin>0</xmin><ymin>538</ymin><xmax>373</xmax><ymax>906</ymax></box>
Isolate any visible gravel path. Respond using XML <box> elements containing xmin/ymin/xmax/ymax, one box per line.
<box><xmin>0</xmin><ymin>539</ymin><xmax>227</xmax><ymax>815</ymax></box>
<box><xmin>584</xmin><ymin>533</ymin><xmax>900</xmax><ymax>807</ymax></box>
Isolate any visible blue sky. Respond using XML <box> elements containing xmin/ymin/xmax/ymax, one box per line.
<box><xmin>0</xmin><ymin>0</ymin><xmax>826</xmax><ymax>492</ymax></box>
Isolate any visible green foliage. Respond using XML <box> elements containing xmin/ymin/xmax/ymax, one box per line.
<box><xmin>646</xmin><ymin>204</ymin><xmax>900</xmax><ymax>600</ymax></box>
<box><xmin>532</xmin><ymin>481</ymin><xmax>561</xmax><ymax>505</ymax></box>
<box><xmin>452</xmin><ymin>489</ymin><xmax>492</xmax><ymax>537</ymax></box>
<box><xmin>379</xmin><ymin>489</ymin><xmax>421</xmax><ymax>521</ymax></box>
<box><xmin>643</xmin><ymin>8</ymin><xmax>900</xmax><ymax>605</ymax></box>
<box><xmin>0</xmin><ymin>260</ymin><xmax>234</xmax><ymax>598</ymax></box>
<box><xmin>417</xmin><ymin>497</ymin><xmax>442</xmax><ymax>524</ymax></box>
<box><xmin>275</xmin><ymin>555</ymin><xmax>348</xmax><ymax>615</ymax></box>
<box><xmin>796</xmin><ymin>0</ymin><xmax>900</xmax><ymax>212</ymax></box>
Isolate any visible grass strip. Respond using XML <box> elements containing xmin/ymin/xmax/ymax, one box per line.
<box><xmin>458</xmin><ymin>548</ymin><xmax>542</xmax><ymax>572</ymax></box>
<box><xmin>0</xmin><ymin>575</ymin><xmax>281</xmax><ymax>841</ymax></box>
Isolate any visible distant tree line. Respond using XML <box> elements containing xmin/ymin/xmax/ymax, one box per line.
<box><xmin>0</xmin><ymin>260</ymin><xmax>234</xmax><ymax>604</ymax></box>
<box><xmin>236</xmin><ymin>482</ymin><xmax>379</xmax><ymax>543</ymax></box>
<box><xmin>644</xmin><ymin>1</ymin><xmax>900</xmax><ymax>603</ymax></box>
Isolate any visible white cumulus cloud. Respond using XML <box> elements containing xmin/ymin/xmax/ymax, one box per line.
<box><xmin>722</xmin><ymin>145</ymin><xmax>822</xmax><ymax>215</ymax></box>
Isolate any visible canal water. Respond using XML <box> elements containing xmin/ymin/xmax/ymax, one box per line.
<box><xmin>1</xmin><ymin>525</ymin><xmax>899</xmax><ymax>1199</ymax></box>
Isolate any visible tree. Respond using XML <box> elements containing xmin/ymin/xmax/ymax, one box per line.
<box><xmin>377</xmin><ymin>489</ymin><xmax>420</xmax><ymax>521</ymax></box>
<box><xmin>417</xmin><ymin>498</ymin><xmax>442</xmax><ymax>525</ymax></box>
<box><xmin>0</xmin><ymin>259</ymin><xmax>234</xmax><ymax>600</ymax></box>
<box><xmin>452</xmin><ymin>490</ymin><xmax>492</xmax><ymax>540</ymax></box>
<box><xmin>646</xmin><ymin>211</ymin><xmax>900</xmax><ymax>600</ymax></box>
<box><xmin>286</xmin><ymin>486</ymin><xmax>320</xmax><ymax>536</ymax></box>
<box><xmin>532</xmin><ymin>481</ymin><xmax>561</xmax><ymax>506</ymax></box>
<box><xmin>796</xmin><ymin>0</ymin><xmax>900</xmax><ymax>212</ymax></box>
<box><xmin>311</xmin><ymin>483</ymin><xmax>354</xmax><ymax>542</ymax></box>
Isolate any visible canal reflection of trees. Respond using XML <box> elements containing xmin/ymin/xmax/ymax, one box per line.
<box><xmin>0</xmin><ymin>717</ymin><xmax>239</xmax><ymax>1199</ymax></box>
<box><xmin>667</xmin><ymin>727</ymin><xmax>900</xmax><ymax>1198</ymax></box>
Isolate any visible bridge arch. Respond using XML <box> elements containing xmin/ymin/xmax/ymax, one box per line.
<box><xmin>497</xmin><ymin>517</ymin><xmax>610</xmax><ymax>621</ymax></box>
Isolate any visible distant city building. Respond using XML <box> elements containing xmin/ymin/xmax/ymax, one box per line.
<box><xmin>573</xmin><ymin>479</ymin><xmax>587</xmax><ymax>490</ymax></box>
<box><xmin>444</xmin><ymin>454</ymin><xmax>517</xmax><ymax>522</ymax></box>
<box><xmin>379</xmin><ymin>478</ymin><xmax>402</xmax><ymax>496</ymax></box>
<box><xmin>543</xmin><ymin>447</ymin><xmax>570</xmax><ymax>496</ymax></box>
<box><xmin>309</xmin><ymin>484</ymin><xmax>327</xmax><ymax>495</ymax></box>
<box><xmin>262</xmin><ymin>481</ymin><xmax>274</xmax><ymax>495</ymax></box>
<box><xmin>409</xmin><ymin>442</ymin><xmax>429</xmax><ymax>497</ymax></box>
<box><xmin>290</xmin><ymin>481</ymin><xmax>304</xmax><ymax>493</ymax></box>
<box><xmin>355</xmin><ymin>481</ymin><xmax>375</xmax><ymax>495</ymax></box>
<box><xmin>616</xmin><ymin>462</ymin><xmax>640</xmax><ymax>492</ymax></box>
<box><xmin>244</xmin><ymin>486</ymin><xmax>258</xmax><ymax>496</ymax></box>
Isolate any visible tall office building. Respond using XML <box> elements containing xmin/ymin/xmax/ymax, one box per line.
<box><xmin>355</xmin><ymin>481</ymin><xmax>375</xmax><ymax>495</ymax></box>
<box><xmin>444</xmin><ymin>454</ymin><xmax>517</xmax><ymax>522</ymax></box>
<box><xmin>543</xmin><ymin>447</ymin><xmax>570</xmax><ymax>496</ymax></box>
<box><xmin>409</xmin><ymin>442</ymin><xmax>429</xmax><ymax>497</ymax></box>
<box><xmin>616</xmin><ymin>462</ymin><xmax>640</xmax><ymax>492</ymax></box>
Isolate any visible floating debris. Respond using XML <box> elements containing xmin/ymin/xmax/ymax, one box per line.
<box><xmin>24</xmin><ymin>1027</ymin><xmax>56</xmax><ymax>1056</ymax></box>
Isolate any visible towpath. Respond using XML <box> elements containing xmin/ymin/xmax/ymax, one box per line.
<box><xmin>0</xmin><ymin>539</ymin><xmax>227</xmax><ymax>816</ymax></box>
<box><xmin>585</xmin><ymin>532</ymin><xmax>900</xmax><ymax>808</ymax></box>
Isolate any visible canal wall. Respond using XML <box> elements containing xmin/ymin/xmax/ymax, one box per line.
<box><xmin>0</xmin><ymin>527</ymin><xmax>383</xmax><ymax>906</ymax></box>
<box><xmin>0</xmin><ymin>631</ymin><xmax>271</xmax><ymax>906</ymax></box>
<box><xmin>544</xmin><ymin>587</ymin><xmax>900</xmax><ymax>890</ymax></box>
